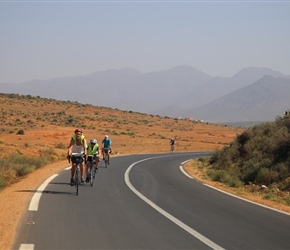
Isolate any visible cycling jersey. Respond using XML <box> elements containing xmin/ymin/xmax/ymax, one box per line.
<box><xmin>87</xmin><ymin>143</ymin><xmax>99</xmax><ymax>155</ymax></box>
<box><xmin>71</xmin><ymin>134</ymin><xmax>85</xmax><ymax>144</ymax></box>
<box><xmin>102</xmin><ymin>138</ymin><xmax>112</xmax><ymax>148</ymax></box>
<box><xmin>72</xmin><ymin>145</ymin><xmax>84</xmax><ymax>154</ymax></box>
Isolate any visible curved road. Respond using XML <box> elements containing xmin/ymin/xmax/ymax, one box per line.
<box><xmin>13</xmin><ymin>152</ymin><xmax>290</xmax><ymax>250</ymax></box>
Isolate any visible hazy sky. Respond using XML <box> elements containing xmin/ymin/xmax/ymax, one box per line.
<box><xmin>1</xmin><ymin>0</ymin><xmax>290</xmax><ymax>83</ymax></box>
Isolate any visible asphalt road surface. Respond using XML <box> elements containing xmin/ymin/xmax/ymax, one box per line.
<box><xmin>13</xmin><ymin>152</ymin><xmax>290</xmax><ymax>250</ymax></box>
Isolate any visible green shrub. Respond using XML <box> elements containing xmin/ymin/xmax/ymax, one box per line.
<box><xmin>0</xmin><ymin>175</ymin><xmax>8</xmax><ymax>190</ymax></box>
<box><xmin>16</xmin><ymin>129</ymin><xmax>24</xmax><ymax>135</ymax></box>
<box><xmin>55</xmin><ymin>142</ymin><xmax>67</xmax><ymax>149</ymax></box>
<box><xmin>0</xmin><ymin>148</ymin><xmax>60</xmax><ymax>190</ymax></box>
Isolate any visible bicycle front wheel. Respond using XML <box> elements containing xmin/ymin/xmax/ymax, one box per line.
<box><xmin>90</xmin><ymin>165</ymin><xmax>95</xmax><ymax>187</ymax></box>
<box><xmin>75</xmin><ymin>165</ymin><xmax>80</xmax><ymax>196</ymax></box>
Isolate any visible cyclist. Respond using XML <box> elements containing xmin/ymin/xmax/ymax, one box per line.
<box><xmin>102</xmin><ymin>135</ymin><xmax>112</xmax><ymax>164</ymax></box>
<box><xmin>67</xmin><ymin>128</ymin><xmax>87</xmax><ymax>186</ymax></box>
<box><xmin>85</xmin><ymin>138</ymin><xmax>100</xmax><ymax>182</ymax></box>
<box><xmin>169</xmin><ymin>137</ymin><xmax>175</xmax><ymax>152</ymax></box>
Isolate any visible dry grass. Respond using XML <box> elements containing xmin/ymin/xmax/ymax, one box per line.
<box><xmin>183</xmin><ymin>160</ymin><xmax>290</xmax><ymax>214</ymax></box>
<box><xmin>0</xmin><ymin>94</ymin><xmax>243</xmax><ymax>158</ymax></box>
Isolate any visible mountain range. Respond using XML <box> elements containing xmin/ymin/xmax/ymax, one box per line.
<box><xmin>1</xmin><ymin>65</ymin><xmax>290</xmax><ymax>123</ymax></box>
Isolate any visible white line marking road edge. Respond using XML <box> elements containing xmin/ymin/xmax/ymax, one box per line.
<box><xmin>19</xmin><ymin>244</ymin><xmax>34</xmax><ymax>250</ymax></box>
<box><xmin>124</xmin><ymin>156</ymin><xmax>225</xmax><ymax>250</ymax></box>
<box><xmin>28</xmin><ymin>174</ymin><xmax>58</xmax><ymax>211</ymax></box>
<box><xmin>179</xmin><ymin>164</ymin><xmax>290</xmax><ymax>216</ymax></box>
<box><xmin>179</xmin><ymin>160</ymin><xmax>193</xmax><ymax>179</ymax></box>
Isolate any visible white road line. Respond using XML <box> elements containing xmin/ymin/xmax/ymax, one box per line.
<box><xmin>179</xmin><ymin>163</ymin><xmax>290</xmax><ymax>216</ymax></box>
<box><xmin>124</xmin><ymin>157</ymin><xmax>225</xmax><ymax>250</ymax></box>
<box><xmin>28</xmin><ymin>174</ymin><xmax>58</xmax><ymax>211</ymax></box>
<box><xmin>179</xmin><ymin>165</ymin><xmax>193</xmax><ymax>179</ymax></box>
<box><xmin>19</xmin><ymin>244</ymin><xmax>34</xmax><ymax>250</ymax></box>
<box><xmin>204</xmin><ymin>184</ymin><xmax>290</xmax><ymax>216</ymax></box>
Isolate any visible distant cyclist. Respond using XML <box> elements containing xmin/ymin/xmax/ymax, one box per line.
<box><xmin>169</xmin><ymin>138</ymin><xmax>175</xmax><ymax>152</ymax></box>
<box><xmin>67</xmin><ymin>128</ymin><xmax>87</xmax><ymax>185</ymax></box>
<box><xmin>102</xmin><ymin>135</ymin><xmax>112</xmax><ymax>164</ymax></box>
<box><xmin>85</xmin><ymin>138</ymin><xmax>100</xmax><ymax>182</ymax></box>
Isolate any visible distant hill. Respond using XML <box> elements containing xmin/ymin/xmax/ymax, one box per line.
<box><xmin>0</xmin><ymin>65</ymin><xmax>289</xmax><ymax>122</ymax></box>
<box><xmin>188</xmin><ymin>76</ymin><xmax>290</xmax><ymax>123</ymax></box>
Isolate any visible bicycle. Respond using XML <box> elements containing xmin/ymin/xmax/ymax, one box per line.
<box><xmin>103</xmin><ymin>148</ymin><xmax>110</xmax><ymax>168</ymax></box>
<box><xmin>87</xmin><ymin>154</ymin><xmax>98</xmax><ymax>186</ymax></box>
<box><xmin>170</xmin><ymin>144</ymin><xmax>175</xmax><ymax>153</ymax></box>
<box><xmin>71</xmin><ymin>153</ymin><xmax>84</xmax><ymax>196</ymax></box>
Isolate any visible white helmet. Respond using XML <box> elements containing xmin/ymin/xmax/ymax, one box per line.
<box><xmin>90</xmin><ymin>139</ymin><xmax>97</xmax><ymax>144</ymax></box>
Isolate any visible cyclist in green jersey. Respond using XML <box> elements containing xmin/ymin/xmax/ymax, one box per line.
<box><xmin>85</xmin><ymin>139</ymin><xmax>100</xmax><ymax>182</ymax></box>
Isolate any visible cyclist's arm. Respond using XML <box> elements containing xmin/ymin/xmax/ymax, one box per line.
<box><xmin>83</xmin><ymin>138</ymin><xmax>88</xmax><ymax>156</ymax></box>
<box><xmin>67</xmin><ymin>138</ymin><xmax>74</xmax><ymax>156</ymax></box>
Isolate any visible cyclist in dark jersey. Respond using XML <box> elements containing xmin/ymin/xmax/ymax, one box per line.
<box><xmin>169</xmin><ymin>138</ymin><xmax>175</xmax><ymax>152</ymax></box>
<box><xmin>102</xmin><ymin>135</ymin><xmax>112</xmax><ymax>164</ymax></box>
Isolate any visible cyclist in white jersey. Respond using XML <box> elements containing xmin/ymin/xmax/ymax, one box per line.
<box><xmin>67</xmin><ymin>128</ymin><xmax>87</xmax><ymax>185</ymax></box>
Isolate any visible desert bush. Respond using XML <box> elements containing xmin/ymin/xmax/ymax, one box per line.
<box><xmin>16</xmin><ymin>129</ymin><xmax>24</xmax><ymax>135</ymax></box>
<box><xmin>256</xmin><ymin>168</ymin><xmax>278</xmax><ymax>185</ymax></box>
<box><xmin>56</xmin><ymin>142</ymin><xmax>67</xmax><ymax>149</ymax></box>
<box><xmin>207</xmin><ymin>169</ymin><xmax>228</xmax><ymax>182</ymax></box>
<box><xmin>0</xmin><ymin>175</ymin><xmax>7</xmax><ymax>190</ymax></box>
<box><xmin>112</xmin><ymin>131</ymin><xmax>120</xmax><ymax>136</ymax></box>
<box><xmin>207</xmin><ymin>169</ymin><xmax>242</xmax><ymax>188</ymax></box>
<box><xmin>0</xmin><ymin>148</ymin><xmax>60</xmax><ymax>190</ymax></box>
<box><xmin>39</xmin><ymin>148</ymin><xmax>59</xmax><ymax>162</ymax></box>
<box><xmin>207</xmin><ymin>115</ymin><xmax>290</xmax><ymax>190</ymax></box>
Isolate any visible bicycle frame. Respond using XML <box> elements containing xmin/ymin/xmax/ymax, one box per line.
<box><xmin>71</xmin><ymin>153</ymin><xmax>84</xmax><ymax>196</ymax></box>
<box><xmin>103</xmin><ymin>148</ymin><xmax>109</xmax><ymax>168</ymax></box>
<box><xmin>88</xmin><ymin>155</ymin><xmax>97</xmax><ymax>186</ymax></box>
<box><xmin>75</xmin><ymin>163</ymin><xmax>80</xmax><ymax>195</ymax></box>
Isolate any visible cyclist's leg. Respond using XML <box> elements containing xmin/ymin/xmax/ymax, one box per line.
<box><xmin>70</xmin><ymin>163</ymin><xmax>76</xmax><ymax>185</ymax></box>
<box><xmin>102</xmin><ymin>148</ymin><xmax>105</xmax><ymax>160</ymax></box>
<box><xmin>95</xmin><ymin>157</ymin><xmax>99</xmax><ymax>169</ymax></box>
<box><xmin>80</xmin><ymin>162</ymin><xmax>84</xmax><ymax>182</ymax></box>
<box><xmin>85</xmin><ymin>160</ymin><xmax>90</xmax><ymax>182</ymax></box>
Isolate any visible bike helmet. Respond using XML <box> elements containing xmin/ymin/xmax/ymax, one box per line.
<box><xmin>75</xmin><ymin>128</ymin><xmax>83</xmax><ymax>134</ymax></box>
<box><xmin>90</xmin><ymin>139</ymin><xmax>97</xmax><ymax>144</ymax></box>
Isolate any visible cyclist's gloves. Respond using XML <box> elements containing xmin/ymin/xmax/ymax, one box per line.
<box><xmin>67</xmin><ymin>155</ymin><xmax>71</xmax><ymax>163</ymax></box>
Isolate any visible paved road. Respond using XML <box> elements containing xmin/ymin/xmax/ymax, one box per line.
<box><xmin>13</xmin><ymin>152</ymin><xmax>290</xmax><ymax>250</ymax></box>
